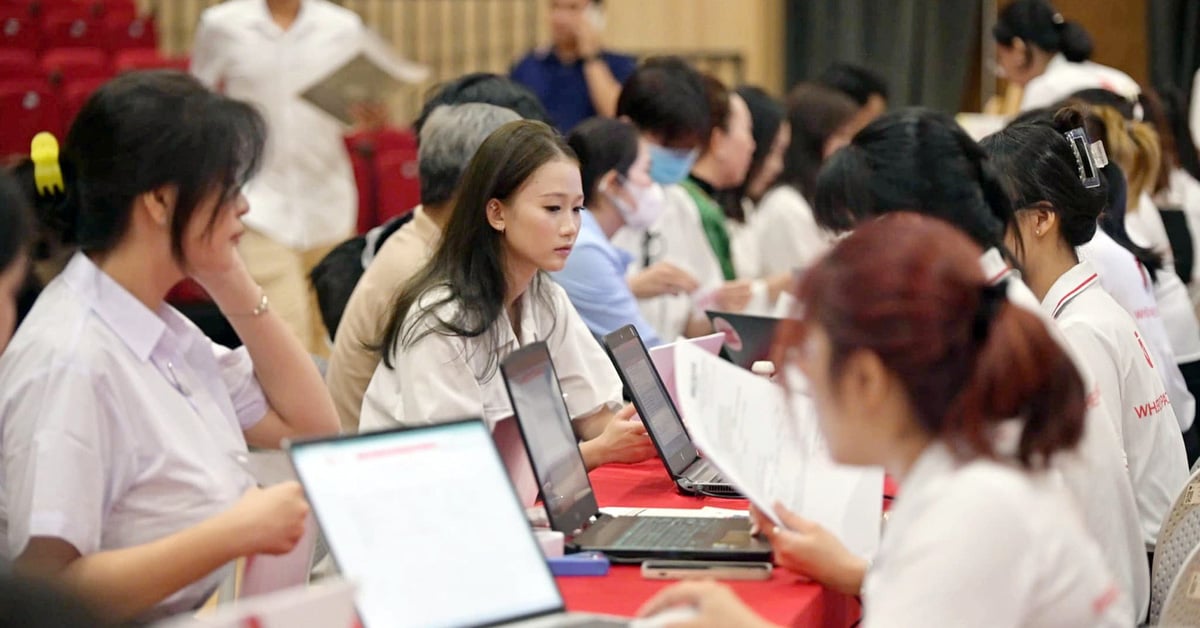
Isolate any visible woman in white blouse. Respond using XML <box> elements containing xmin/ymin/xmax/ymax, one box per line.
<box><xmin>748</xmin><ymin>83</ymin><xmax>859</xmax><ymax>277</ymax></box>
<box><xmin>0</xmin><ymin>72</ymin><xmax>340</xmax><ymax>621</ymax></box>
<box><xmin>993</xmin><ymin>0</ymin><xmax>1138</xmax><ymax>112</ymax></box>
<box><xmin>982</xmin><ymin>107</ymin><xmax>1189</xmax><ymax>557</ymax></box>
<box><xmin>640</xmin><ymin>214</ymin><xmax>1130</xmax><ymax>627</ymax></box>
<box><xmin>361</xmin><ymin>120</ymin><xmax>655</xmax><ymax>469</ymax></box>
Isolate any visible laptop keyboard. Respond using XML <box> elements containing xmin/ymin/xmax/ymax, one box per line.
<box><xmin>608</xmin><ymin>517</ymin><xmax>714</xmax><ymax>550</ymax></box>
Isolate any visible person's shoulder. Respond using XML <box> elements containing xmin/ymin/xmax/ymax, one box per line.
<box><xmin>198</xmin><ymin>0</ymin><xmax>256</xmax><ymax>26</ymax></box>
<box><xmin>758</xmin><ymin>185</ymin><xmax>806</xmax><ymax>211</ymax></box>
<box><xmin>309</xmin><ymin>0</ymin><xmax>364</xmax><ymax>28</ymax></box>
<box><xmin>512</xmin><ymin>48</ymin><xmax>550</xmax><ymax>73</ymax></box>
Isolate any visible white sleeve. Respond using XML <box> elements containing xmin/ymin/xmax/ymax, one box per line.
<box><xmin>2</xmin><ymin>363</ymin><xmax>123</xmax><ymax>557</ymax></box>
<box><xmin>546</xmin><ymin>282</ymin><xmax>622</xmax><ymax>420</ymax></box>
<box><xmin>1058</xmin><ymin>323</ymin><xmax>1127</xmax><ymax>444</ymax></box>
<box><xmin>864</xmin><ymin>491</ymin><xmax>1032</xmax><ymax>627</ymax></box>
<box><xmin>189</xmin><ymin>13</ymin><xmax>225</xmax><ymax>89</ymax></box>
<box><xmin>211</xmin><ymin>344</ymin><xmax>269</xmax><ymax>430</ymax></box>
<box><xmin>390</xmin><ymin>318</ymin><xmax>485</xmax><ymax>427</ymax></box>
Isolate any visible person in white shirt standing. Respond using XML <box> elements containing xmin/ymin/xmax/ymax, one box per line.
<box><xmin>191</xmin><ymin>0</ymin><xmax>373</xmax><ymax>356</ymax></box>
<box><xmin>993</xmin><ymin>0</ymin><xmax>1139</xmax><ymax>113</ymax></box>
<box><xmin>982</xmin><ymin>107</ymin><xmax>1189</xmax><ymax>558</ymax></box>
<box><xmin>640</xmin><ymin>213</ymin><xmax>1130</xmax><ymax>628</ymax></box>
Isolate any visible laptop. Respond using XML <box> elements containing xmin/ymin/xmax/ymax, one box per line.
<box><xmin>603</xmin><ymin>326</ymin><xmax>741</xmax><ymax>499</ymax></box>
<box><xmin>704</xmin><ymin>310</ymin><xmax>782</xmax><ymax>369</ymax></box>
<box><xmin>287</xmin><ymin>420</ymin><xmax>626</xmax><ymax>628</ymax></box>
<box><xmin>499</xmin><ymin>342</ymin><xmax>770</xmax><ymax>563</ymax></box>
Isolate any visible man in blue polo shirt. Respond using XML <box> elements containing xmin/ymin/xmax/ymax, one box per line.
<box><xmin>510</xmin><ymin>0</ymin><xmax>637</xmax><ymax>132</ymax></box>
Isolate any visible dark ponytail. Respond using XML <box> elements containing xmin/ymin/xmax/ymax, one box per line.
<box><xmin>779</xmin><ymin>212</ymin><xmax>1084</xmax><ymax>468</ymax></box>
<box><xmin>0</xmin><ymin>169</ymin><xmax>32</xmax><ymax>272</ymax></box>
<box><xmin>993</xmin><ymin>0</ymin><xmax>1092</xmax><ymax>63</ymax></box>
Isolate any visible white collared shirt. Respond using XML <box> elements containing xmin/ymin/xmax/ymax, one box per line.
<box><xmin>1020</xmin><ymin>53</ymin><xmax>1140</xmax><ymax>112</ymax></box>
<box><xmin>191</xmin><ymin>0</ymin><xmax>362</xmax><ymax>249</ymax></box>
<box><xmin>981</xmin><ymin>249</ymin><xmax>1149</xmax><ymax>620</ymax></box>
<box><xmin>746</xmin><ymin>185</ymin><xmax>833</xmax><ymax>277</ymax></box>
<box><xmin>359</xmin><ymin>275</ymin><xmax>622</xmax><ymax>431</ymax></box>
<box><xmin>0</xmin><ymin>254</ymin><xmax>268</xmax><ymax>620</ymax></box>
<box><xmin>862</xmin><ymin>443</ymin><xmax>1130</xmax><ymax>627</ymax></box>
<box><xmin>1042</xmin><ymin>260</ymin><xmax>1189</xmax><ymax>549</ymax></box>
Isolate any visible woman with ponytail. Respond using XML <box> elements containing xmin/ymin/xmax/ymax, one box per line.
<box><xmin>638</xmin><ymin>213</ymin><xmax>1130</xmax><ymax>627</ymax></box>
<box><xmin>0</xmin><ymin>71</ymin><xmax>340</xmax><ymax>622</ymax></box>
<box><xmin>993</xmin><ymin>0</ymin><xmax>1139</xmax><ymax>112</ymax></box>
<box><xmin>982</xmin><ymin>107</ymin><xmax>1189</xmax><ymax>567</ymax></box>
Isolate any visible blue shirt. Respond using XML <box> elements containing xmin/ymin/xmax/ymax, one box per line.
<box><xmin>510</xmin><ymin>48</ymin><xmax>638</xmax><ymax>132</ymax></box>
<box><xmin>552</xmin><ymin>212</ymin><xmax>664</xmax><ymax>347</ymax></box>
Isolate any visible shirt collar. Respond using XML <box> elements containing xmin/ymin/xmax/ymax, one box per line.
<box><xmin>579</xmin><ymin>211</ymin><xmax>633</xmax><ymax>266</ymax></box>
<box><xmin>496</xmin><ymin>276</ymin><xmax>548</xmax><ymax>349</ymax></box>
<box><xmin>1040</xmin><ymin>260</ymin><xmax>1101</xmax><ymax>320</ymax></box>
<box><xmin>896</xmin><ymin>442</ymin><xmax>957</xmax><ymax>501</ymax></box>
<box><xmin>687</xmin><ymin>174</ymin><xmax>717</xmax><ymax>198</ymax></box>
<box><xmin>410</xmin><ymin>206</ymin><xmax>443</xmax><ymax>248</ymax></box>
<box><xmin>59</xmin><ymin>252</ymin><xmax>167</xmax><ymax>362</ymax></box>
<box><xmin>979</xmin><ymin>248</ymin><xmax>1013</xmax><ymax>286</ymax></box>
<box><xmin>250</xmin><ymin>0</ymin><xmax>314</xmax><ymax>36</ymax></box>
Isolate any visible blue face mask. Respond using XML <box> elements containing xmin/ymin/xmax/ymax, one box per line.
<box><xmin>647</xmin><ymin>144</ymin><xmax>699</xmax><ymax>184</ymax></box>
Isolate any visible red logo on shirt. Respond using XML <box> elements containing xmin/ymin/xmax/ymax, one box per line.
<box><xmin>1134</xmin><ymin>331</ymin><xmax>1154</xmax><ymax>368</ymax></box>
<box><xmin>1133</xmin><ymin>394</ymin><xmax>1170</xmax><ymax>419</ymax></box>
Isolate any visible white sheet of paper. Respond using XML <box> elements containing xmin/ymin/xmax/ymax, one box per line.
<box><xmin>240</xmin><ymin>512</ymin><xmax>319</xmax><ymax>598</ymax></box>
<box><xmin>673</xmin><ymin>342</ymin><xmax>884</xmax><ymax>559</ymax></box>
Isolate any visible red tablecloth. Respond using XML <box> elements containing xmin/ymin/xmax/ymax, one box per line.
<box><xmin>556</xmin><ymin>460</ymin><xmax>861</xmax><ymax>627</ymax></box>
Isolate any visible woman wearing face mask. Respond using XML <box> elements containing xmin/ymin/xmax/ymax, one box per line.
<box><xmin>639</xmin><ymin>213</ymin><xmax>1130</xmax><ymax>627</ymax></box>
<box><xmin>0</xmin><ymin>72</ymin><xmax>338</xmax><ymax>622</ymax></box>
<box><xmin>748</xmin><ymin>83</ymin><xmax>860</xmax><ymax>277</ymax></box>
<box><xmin>993</xmin><ymin>0</ymin><xmax>1138</xmax><ymax>112</ymax></box>
<box><xmin>982</xmin><ymin>108</ymin><xmax>1189</xmax><ymax>564</ymax></box>
<box><xmin>552</xmin><ymin>117</ymin><xmax>698</xmax><ymax>346</ymax></box>
<box><xmin>362</xmin><ymin>120</ymin><xmax>656</xmax><ymax>469</ymax></box>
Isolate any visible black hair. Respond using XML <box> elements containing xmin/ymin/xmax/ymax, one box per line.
<box><xmin>980</xmin><ymin>107</ymin><xmax>1105</xmax><ymax>248</ymax></box>
<box><xmin>616</xmin><ymin>56</ymin><xmax>712</xmax><ymax>149</ymax></box>
<box><xmin>993</xmin><ymin>0</ymin><xmax>1093</xmax><ymax>63</ymax></box>
<box><xmin>813</xmin><ymin>108</ymin><xmax>1018</xmax><ymax>262</ymax></box>
<box><xmin>1070</xmin><ymin>88</ymin><xmax>1137</xmax><ymax>119</ymax></box>
<box><xmin>1158</xmin><ymin>86</ymin><xmax>1200</xmax><ymax>182</ymax></box>
<box><xmin>0</xmin><ymin>170</ymin><xmax>31</xmax><ymax>274</ymax></box>
<box><xmin>778</xmin><ymin>83</ymin><xmax>858</xmax><ymax>202</ymax></box>
<box><xmin>11</xmin><ymin>70</ymin><xmax>266</xmax><ymax>264</ymax></box>
<box><xmin>716</xmin><ymin>85</ymin><xmax>785</xmax><ymax>219</ymax></box>
<box><xmin>377</xmin><ymin>120</ymin><xmax>577</xmax><ymax>376</ymax></box>
<box><xmin>413</xmin><ymin>73</ymin><xmax>551</xmax><ymax>136</ymax></box>
<box><xmin>566</xmin><ymin>117</ymin><xmax>639</xmax><ymax>207</ymax></box>
<box><xmin>815</xmin><ymin>63</ymin><xmax>890</xmax><ymax>106</ymax></box>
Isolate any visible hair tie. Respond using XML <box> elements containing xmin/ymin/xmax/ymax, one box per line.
<box><xmin>31</xmin><ymin>131</ymin><xmax>65</xmax><ymax>197</ymax></box>
<box><xmin>972</xmin><ymin>282</ymin><xmax>1007</xmax><ymax>342</ymax></box>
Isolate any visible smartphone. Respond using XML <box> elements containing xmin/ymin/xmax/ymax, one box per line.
<box><xmin>641</xmin><ymin>560</ymin><xmax>772</xmax><ymax>581</ymax></box>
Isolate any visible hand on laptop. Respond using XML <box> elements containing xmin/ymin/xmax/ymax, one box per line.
<box><xmin>628</xmin><ymin>262</ymin><xmax>700</xmax><ymax>298</ymax></box>
<box><xmin>224</xmin><ymin>482</ymin><xmax>311</xmax><ymax>556</ymax></box>
<box><xmin>638</xmin><ymin>580</ymin><xmax>776</xmax><ymax>628</ymax></box>
<box><xmin>579</xmin><ymin>404</ymin><xmax>656</xmax><ymax>468</ymax></box>
<box><xmin>750</xmin><ymin>503</ymin><xmax>867</xmax><ymax>596</ymax></box>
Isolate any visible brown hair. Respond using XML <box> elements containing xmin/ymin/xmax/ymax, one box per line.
<box><xmin>1092</xmin><ymin>105</ymin><xmax>1161</xmax><ymax>210</ymax></box>
<box><xmin>775</xmin><ymin>212</ymin><xmax>1085</xmax><ymax>468</ymax></box>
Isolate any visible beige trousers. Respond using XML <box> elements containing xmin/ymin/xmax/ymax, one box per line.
<box><xmin>237</xmin><ymin>228</ymin><xmax>340</xmax><ymax>358</ymax></box>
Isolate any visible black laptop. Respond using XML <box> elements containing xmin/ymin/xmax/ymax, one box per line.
<box><xmin>499</xmin><ymin>342</ymin><xmax>770</xmax><ymax>564</ymax></box>
<box><xmin>704</xmin><ymin>310</ymin><xmax>782</xmax><ymax>369</ymax></box>
<box><xmin>601</xmin><ymin>325</ymin><xmax>741</xmax><ymax>498</ymax></box>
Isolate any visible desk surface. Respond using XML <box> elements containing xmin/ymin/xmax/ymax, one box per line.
<box><xmin>555</xmin><ymin>460</ymin><xmax>860</xmax><ymax>627</ymax></box>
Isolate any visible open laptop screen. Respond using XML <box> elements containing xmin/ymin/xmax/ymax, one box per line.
<box><xmin>289</xmin><ymin>421</ymin><xmax>563</xmax><ymax>628</ymax></box>
<box><xmin>501</xmin><ymin>343</ymin><xmax>599</xmax><ymax>536</ymax></box>
<box><xmin>603</xmin><ymin>326</ymin><xmax>696</xmax><ymax>476</ymax></box>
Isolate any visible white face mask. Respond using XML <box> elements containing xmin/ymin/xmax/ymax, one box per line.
<box><xmin>603</xmin><ymin>176</ymin><xmax>665</xmax><ymax>230</ymax></box>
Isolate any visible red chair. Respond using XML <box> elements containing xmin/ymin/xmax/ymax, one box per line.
<box><xmin>0</xmin><ymin>80</ymin><xmax>59</xmax><ymax>156</ymax></box>
<box><xmin>40</xmin><ymin>47</ymin><xmax>110</xmax><ymax>86</ymax></box>
<box><xmin>0</xmin><ymin>48</ymin><xmax>38</xmax><ymax>80</ymax></box>
<box><xmin>104</xmin><ymin>13</ymin><xmax>155</xmax><ymax>52</ymax></box>
<box><xmin>84</xmin><ymin>0</ymin><xmax>135</xmax><ymax>20</ymax></box>
<box><xmin>376</xmin><ymin>145</ymin><xmax>420</xmax><ymax>224</ymax></box>
<box><xmin>0</xmin><ymin>0</ymin><xmax>40</xmax><ymax>19</ymax></box>
<box><xmin>344</xmin><ymin>127</ymin><xmax>420</xmax><ymax>232</ymax></box>
<box><xmin>0</xmin><ymin>7</ymin><xmax>40</xmax><ymax>50</ymax></box>
<box><xmin>113</xmin><ymin>48</ymin><xmax>186</xmax><ymax>73</ymax></box>
<box><xmin>59</xmin><ymin>75</ymin><xmax>102</xmax><ymax>129</ymax></box>
<box><xmin>40</xmin><ymin>9</ymin><xmax>102</xmax><ymax>51</ymax></box>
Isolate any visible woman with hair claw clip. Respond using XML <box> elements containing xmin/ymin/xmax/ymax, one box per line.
<box><xmin>982</xmin><ymin>106</ymin><xmax>1190</xmax><ymax>573</ymax></box>
<box><xmin>0</xmin><ymin>71</ymin><xmax>340</xmax><ymax>622</ymax></box>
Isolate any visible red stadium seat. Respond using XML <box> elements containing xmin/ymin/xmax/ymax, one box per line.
<box><xmin>59</xmin><ymin>75</ymin><xmax>103</xmax><ymax>129</ymax></box>
<box><xmin>0</xmin><ymin>48</ymin><xmax>38</xmax><ymax>80</ymax></box>
<box><xmin>0</xmin><ymin>7</ymin><xmax>40</xmax><ymax>50</ymax></box>
<box><xmin>376</xmin><ymin>144</ymin><xmax>420</xmax><ymax>224</ymax></box>
<box><xmin>344</xmin><ymin>127</ymin><xmax>421</xmax><ymax>232</ymax></box>
<box><xmin>40</xmin><ymin>47</ymin><xmax>110</xmax><ymax>86</ymax></box>
<box><xmin>40</xmin><ymin>8</ymin><xmax>102</xmax><ymax>51</ymax></box>
<box><xmin>113</xmin><ymin>48</ymin><xmax>186</xmax><ymax>73</ymax></box>
<box><xmin>0</xmin><ymin>80</ymin><xmax>58</xmax><ymax>155</ymax></box>
<box><xmin>104</xmin><ymin>13</ymin><xmax>155</xmax><ymax>52</ymax></box>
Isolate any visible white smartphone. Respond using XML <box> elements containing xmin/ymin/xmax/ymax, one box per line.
<box><xmin>640</xmin><ymin>560</ymin><xmax>773</xmax><ymax>581</ymax></box>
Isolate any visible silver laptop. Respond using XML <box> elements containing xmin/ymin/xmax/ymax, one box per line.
<box><xmin>499</xmin><ymin>343</ymin><xmax>770</xmax><ymax>563</ymax></box>
<box><xmin>602</xmin><ymin>325</ymin><xmax>741</xmax><ymax>498</ymax></box>
<box><xmin>287</xmin><ymin>420</ymin><xmax>626</xmax><ymax>628</ymax></box>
